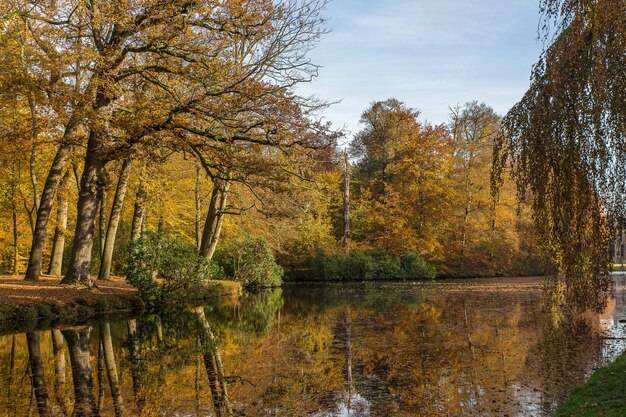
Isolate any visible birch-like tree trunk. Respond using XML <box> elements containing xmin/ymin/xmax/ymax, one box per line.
<box><xmin>99</xmin><ymin>159</ymin><xmax>133</xmax><ymax>280</ymax></box>
<box><xmin>25</xmin><ymin>143</ymin><xmax>73</xmax><ymax>280</ymax></box>
<box><xmin>48</xmin><ymin>171</ymin><xmax>72</xmax><ymax>275</ymax></box>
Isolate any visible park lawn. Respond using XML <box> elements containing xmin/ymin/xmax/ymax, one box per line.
<box><xmin>555</xmin><ymin>351</ymin><xmax>626</xmax><ymax>417</ymax></box>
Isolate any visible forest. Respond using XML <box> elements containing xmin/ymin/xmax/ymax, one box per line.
<box><xmin>0</xmin><ymin>1</ymin><xmax>548</xmax><ymax>292</ymax></box>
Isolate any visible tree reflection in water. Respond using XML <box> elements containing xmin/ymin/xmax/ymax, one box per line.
<box><xmin>1</xmin><ymin>280</ymin><xmax>626</xmax><ymax>416</ymax></box>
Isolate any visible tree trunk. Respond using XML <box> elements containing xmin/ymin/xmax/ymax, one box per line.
<box><xmin>342</xmin><ymin>151</ymin><xmax>351</xmax><ymax>252</ymax></box>
<box><xmin>51</xmin><ymin>329</ymin><xmax>71</xmax><ymax>416</ymax></box>
<box><xmin>195</xmin><ymin>165</ymin><xmax>203</xmax><ymax>251</ymax></box>
<box><xmin>25</xmin><ymin>143</ymin><xmax>73</xmax><ymax>280</ymax></box>
<box><xmin>26</xmin><ymin>331</ymin><xmax>52</xmax><ymax>417</ymax></box>
<box><xmin>101</xmin><ymin>322</ymin><xmax>126</xmax><ymax>417</ymax></box>
<box><xmin>62</xmin><ymin>129</ymin><xmax>108</xmax><ymax>286</ymax></box>
<box><xmin>130</xmin><ymin>185</ymin><xmax>147</xmax><ymax>243</ymax></box>
<box><xmin>199</xmin><ymin>180</ymin><xmax>230</xmax><ymax>261</ymax></box>
<box><xmin>10</xmin><ymin>167</ymin><xmax>19</xmax><ymax>275</ymax></box>
<box><xmin>28</xmin><ymin>95</ymin><xmax>40</xmax><ymax>214</ymax></box>
<box><xmin>99</xmin><ymin>159</ymin><xmax>133</xmax><ymax>280</ymax></box>
<box><xmin>48</xmin><ymin>171</ymin><xmax>72</xmax><ymax>276</ymax></box>
<box><xmin>99</xmin><ymin>191</ymin><xmax>108</xmax><ymax>259</ymax></box>
<box><xmin>63</xmin><ymin>328</ymin><xmax>96</xmax><ymax>417</ymax></box>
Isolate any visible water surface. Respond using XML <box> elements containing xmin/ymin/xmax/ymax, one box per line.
<box><xmin>1</xmin><ymin>277</ymin><xmax>626</xmax><ymax>416</ymax></box>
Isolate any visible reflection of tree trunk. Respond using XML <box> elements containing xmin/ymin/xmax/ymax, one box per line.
<box><xmin>26</xmin><ymin>331</ymin><xmax>52</xmax><ymax>417</ymax></box>
<box><xmin>343</xmin><ymin>308</ymin><xmax>353</xmax><ymax>413</ymax></box>
<box><xmin>48</xmin><ymin>171</ymin><xmax>72</xmax><ymax>275</ymax></box>
<box><xmin>99</xmin><ymin>159</ymin><xmax>133</xmax><ymax>280</ymax></box>
<box><xmin>97</xmin><ymin>338</ymin><xmax>106</xmax><ymax>414</ymax></box>
<box><xmin>101</xmin><ymin>323</ymin><xmax>126</xmax><ymax>416</ymax></box>
<box><xmin>51</xmin><ymin>329</ymin><xmax>71</xmax><ymax>415</ymax></box>
<box><xmin>195</xmin><ymin>307</ymin><xmax>232</xmax><ymax>417</ymax></box>
<box><xmin>195</xmin><ymin>339</ymin><xmax>202</xmax><ymax>416</ymax></box>
<box><xmin>7</xmin><ymin>335</ymin><xmax>16</xmax><ymax>399</ymax></box>
<box><xmin>127</xmin><ymin>320</ymin><xmax>145</xmax><ymax>410</ymax></box>
<box><xmin>199</xmin><ymin>180</ymin><xmax>230</xmax><ymax>262</ymax></box>
<box><xmin>63</xmin><ymin>328</ymin><xmax>97</xmax><ymax>416</ymax></box>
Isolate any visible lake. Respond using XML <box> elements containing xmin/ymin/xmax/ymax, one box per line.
<box><xmin>1</xmin><ymin>277</ymin><xmax>626</xmax><ymax>416</ymax></box>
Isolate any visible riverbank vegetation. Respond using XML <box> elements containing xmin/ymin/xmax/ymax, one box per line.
<box><xmin>555</xmin><ymin>350</ymin><xmax>626</xmax><ymax>417</ymax></box>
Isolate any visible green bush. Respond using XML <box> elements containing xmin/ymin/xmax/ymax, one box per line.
<box><xmin>343</xmin><ymin>251</ymin><xmax>377</xmax><ymax>280</ymax></box>
<box><xmin>125</xmin><ymin>232</ymin><xmax>222</xmax><ymax>303</ymax></box>
<box><xmin>214</xmin><ymin>235</ymin><xmax>283</xmax><ymax>288</ymax></box>
<box><xmin>401</xmin><ymin>251</ymin><xmax>436</xmax><ymax>279</ymax></box>
<box><xmin>305</xmin><ymin>250</ymin><xmax>436</xmax><ymax>281</ymax></box>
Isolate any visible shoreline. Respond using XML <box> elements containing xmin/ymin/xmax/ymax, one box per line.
<box><xmin>0</xmin><ymin>275</ymin><xmax>242</xmax><ymax>334</ymax></box>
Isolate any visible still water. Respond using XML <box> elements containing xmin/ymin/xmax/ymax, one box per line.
<box><xmin>1</xmin><ymin>278</ymin><xmax>626</xmax><ymax>417</ymax></box>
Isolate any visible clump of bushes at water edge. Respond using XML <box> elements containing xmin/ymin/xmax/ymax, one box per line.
<box><xmin>299</xmin><ymin>250</ymin><xmax>436</xmax><ymax>281</ymax></box>
<box><xmin>125</xmin><ymin>232</ymin><xmax>222</xmax><ymax>303</ymax></box>
<box><xmin>125</xmin><ymin>232</ymin><xmax>283</xmax><ymax>303</ymax></box>
<box><xmin>213</xmin><ymin>234</ymin><xmax>283</xmax><ymax>288</ymax></box>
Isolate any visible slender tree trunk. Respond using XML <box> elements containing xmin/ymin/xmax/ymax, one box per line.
<box><xmin>195</xmin><ymin>165</ymin><xmax>203</xmax><ymax>251</ymax></box>
<box><xmin>51</xmin><ymin>329</ymin><xmax>70</xmax><ymax>416</ymax></box>
<box><xmin>27</xmin><ymin>96</ymin><xmax>40</xmax><ymax>214</ymax></box>
<box><xmin>48</xmin><ymin>171</ymin><xmax>72</xmax><ymax>276</ymax></box>
<box><xmin>63</xmin><ymin>328</ymin><xmax>96</xmax><ymax>417</ymax></box>
<box><xmin>130</xmin><ymin>185</ymin><xmax>147</xmax><ymax>243</ymax></box>
<box><xmin>101</xmin><ymin>322</ymin><xmax>126</xmax><ymax>417</ymax></box>
<box><xmin>342</xmin><ymin>151</ymin><xmax>351</xmax><ymax>252</ymax></box>
<box><xmin>199</xmin><ymin>180</ymin><xmax>230</xmax><ymax>261</ymax></box>
<box><xmin>11</xmin><ymin>169</ymin><xmax>19</xmax><ymax>275</ymax></box>
<box><xmin>99</xmin><ymin>191</ymin><xmax>107</xmax><ymax>259</ymax></box>
<box><xmin>26</xmin><ymin>331</ymin><xmax>52</xmax><ymax>417</ymax></box>
<box><xmin>99</xmin><ymin>159</ymin><xmax>133</xmax><ymax>280</ymax></box>
<box><xmin>62</xmin><ymin>128</ymin><xmax>109</xmax><ymax>286</ymax></box>
<box><xmin>25</xmin><ymin>142</ymin><xmax>73</xmax><ymax>280</ymax></box>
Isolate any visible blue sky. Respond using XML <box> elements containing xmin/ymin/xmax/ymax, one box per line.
<box><xmin>297</xmin><ymin>0</ymin><xmax>546</xmax><ymax>138</ymax></box>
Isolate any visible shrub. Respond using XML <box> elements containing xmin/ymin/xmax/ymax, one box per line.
<box><xmin>343</xmin><ymin>251</ymin><xmax>377</xmax><ymax>280</ymax></box>
<box><xmin>304</xmin><ymin>250</ymin><xmax>436</xmax><ymax>281</ymax></box>
<box><xmin>125</xmin><ymin>232</ymin><xmax>222</xmax><ymax>303</ymax></box>
<box><xmin>373</xmin><ymin>252</ymin><xmax>406</xmax><ymax>280</ymax></box>
<box><xmin>401</xmin><ymin>251</ymin><xmax>436</xmax><ymax>279</ymax></box>
<box><xmin>214</xmin><ymin>235</ymin><xmax>283</xmax><ymax>288</ymax></box>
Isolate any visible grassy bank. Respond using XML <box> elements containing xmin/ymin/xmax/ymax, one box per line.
<box><xmin>555</xmin><ymin>352</ymin><xmax>626</xmax><ymax>417</ymax></box>
<box><xmin>0</xmin><ymin>275</ymin><xmax>242</xmax><ymax>334</ymax></box>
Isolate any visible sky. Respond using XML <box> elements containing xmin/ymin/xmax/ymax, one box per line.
<box><xmin>296</xmin><ymin>0</ymin><xmax>547</xmax><ymax>139</ymax></box>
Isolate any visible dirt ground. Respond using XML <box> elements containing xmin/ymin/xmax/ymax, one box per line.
<box><xmin>0</xmin><ymin>274</ymin><xmax>137</xmax><ymax>308</ymax></box>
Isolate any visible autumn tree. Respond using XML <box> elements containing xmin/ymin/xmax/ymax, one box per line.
<box><xmin>350</xmin><ymin>99</ymin><xmax>453</xmax><ymax>256</ymax></box>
